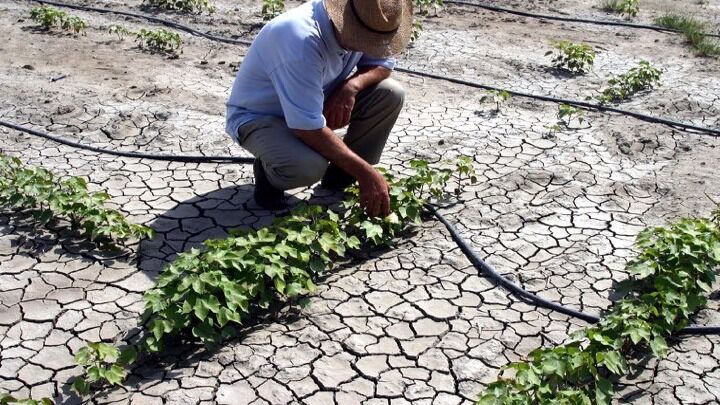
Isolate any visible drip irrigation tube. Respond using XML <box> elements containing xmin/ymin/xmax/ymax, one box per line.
<box><xmin>445</xmin><ymin>0</ymin><xmax>720</xmax><ymax>39</ymax></box>
<box><xmin>0</xmin><ymin>119</ymin><xmax>254</xmax><ymax>163</ymax></box>
<box><xmin>396</xmin><ymin>67</ymin><xmax>720</xmax><ymax>137</ymax></box>
<box><xmin>27</xmin><ymin>0</ymin><xmax>720</xmax><ymax>137</ymax></box>
<box><xmin>2</xmin><ymin>118</ymin><xmax>720</xmax><ymax>335</ymax></box>
<box><xmin>427</xmin><ymin>205</ymin><xmax>720</xmax><ymax>336</ymax></box>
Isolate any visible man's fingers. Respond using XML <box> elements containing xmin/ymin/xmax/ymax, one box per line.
<box><xmin>341</xmin><ymin>107</ymin><xmax>351</xmax><ymax>128</ymax></box>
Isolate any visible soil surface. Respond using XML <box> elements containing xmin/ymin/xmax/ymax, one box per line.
<box><xmin>1</xmin><ymin>0</ymin><xmax>720</xmax><ymax>404</ymax></box>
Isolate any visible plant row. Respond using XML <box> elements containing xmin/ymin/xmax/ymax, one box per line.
<box><xmin>0</xmin><ymin>154</ymin><xmax>154</xmax><ymax>245</ymax></box>
<box><xmin>0</xmin><ymin>393</ymin><xmax>53</xmax><ymax>405</ymax></box>
<box><xmin>476</xmin><ymin>207</ymin><xmax>720</xmax><ymax>404</ymax></box>
<box><xmin>69</xmin><ymin>157</ymin><xmax>477</xmax><ymax>396</ymax></box>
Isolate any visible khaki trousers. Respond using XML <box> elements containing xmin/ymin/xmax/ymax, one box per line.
<box><xmin>237</xmin><ymin>78</ymin><xmax>405</xmax><ymax>190</ymax></box>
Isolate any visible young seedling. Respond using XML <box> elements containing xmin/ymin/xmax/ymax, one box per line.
<box><xmin>72</xmin><ymin>158</ymin><xmax>478</xmax><ymax>394</ymax></box>
<box><xmin>557</xmin><ymin>104</ymin><xmax>586</xmax><ymax>128</ymax></box>
<box><xmin>0</xmin><ymin>154</ymin><xmax>154</xmax><ymax>244</ymax></box>
<box><xmin>0</xmin><ymin>393</ymin><xmax>54</xmax><ymax>405</ymax></box>
<box><xmin>597</xmin><ymin>61</ymin><xmax>662</xmax><ymax>104</ymax></box>
<box><xmin>414</xmin><ymin>0</ymin><xmax>444</xmax><ymax>17</ymax></box>
<box><xmin>261</xmin><ymin>0</ymin><xmax>285</xmax><ymax>21</ymax></box>
<box><xmin>546</xmin><ymin>40</ymin><xmax>596</xmax><ymax>74</ymax></box>
<box><xmin>29</xmin><ymin>6</ymin><xmax>87</xmax><ymax>34</ymax></box>
<box><xmin>71</xmin><ymin>343</ymin><xmax>137</xmax><ymax>395</ymax></box>
<box><xmin>477</xmin><ymin>206</ymin><xmax>720</xmax><ymax>404</ymax></box>
<box><xmin>411</xmin><ymin>18</ymin><xmax>423</xmax><ymax>42</ymax></box>
<box><xmin>601</xmin><ymin>0</ymin><xmax>640</xmax><ymax>18</ymax></box>
<box><xmin>480</xmin><ymin>90</ymin><xmax>511</xmax><ymax>113</ymax></box>
<box><xmin>107</xmin><ymin>24</ymin><xmax>132</xmax><ymax>40</ymax></box>
<box><xmin>143</xmin><ymin>0</ymin><xmax>215</xmax><ymax>13</ymax></box>
<box><xmin>135</xmin><ymin>28</ymin><xmax>182</xmax><ymax>55</ymax></box>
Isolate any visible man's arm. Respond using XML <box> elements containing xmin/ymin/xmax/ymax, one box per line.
<box><xmin>324</xmin><ymin>66</ymin><xmax>391</xmax><ymax>130</ymax></box>
<box><xmin>294</xmin><ymin>126</ymin><xmax>389</xmax><ymax>217</ymax></box>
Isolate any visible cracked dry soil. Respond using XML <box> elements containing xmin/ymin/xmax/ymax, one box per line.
<box><xmin>1</xmin><ymin>0</ymin><xmax>720</xmax><ymax>404</ymax></box>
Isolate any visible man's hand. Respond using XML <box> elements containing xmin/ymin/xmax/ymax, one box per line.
<box><xmin>323</xmin><ymin>81</ymin><xmax>359</xmax><ymax>130</ymax></box>
<box><xmin>358</xmin><ymin>168</ymin><xmax>390</xmax><ymax>218</ymax></box>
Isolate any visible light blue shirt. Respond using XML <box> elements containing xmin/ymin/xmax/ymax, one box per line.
<box><xmin>225</xmin><ymin>0</ymin><xmax>396</xmax><ymax>138</ymax></box>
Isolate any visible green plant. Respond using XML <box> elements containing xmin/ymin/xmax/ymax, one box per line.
<box><xmin>414</xmin><ymin>0</ymin><xmax>444</xmax><ymax>16</ymax></box>
<box><xmin>71</xmin><ymin>343</ymin><xmax>137</xmax><ymax>395</ymax></box>
<box><xmin>0</xmin><ymin>154</ymin><xmax>154</xmax><ymax>244</ymax></box>
<box><xmin>143</xmin><ymin>0</ymin><xmax>215</xmax><ymax>13</ymax></box>
<box><xmin>261</xmin><ymin>0</ymin><xmax>285</xmax><ymax>21</ymax></box>
<box><xmin>597</xmin><ymin>61</ymin><xmax>662</xmax><ymax>104</ymax></box>
<box><xmin>411</xmin><ymin>18</ymin><xmax>423</xmax><ymax>42</ymax></box>
<box><xmin>557</xmin><ymin>104</ymin><xmax>586</xmax><ymax>128</ymax></box>
<box><xmin>107</xmin><ymin>24</ymin><xmax>132</xmax><ymax>40</ymax></box>
<box><xmin>135</xmin><ymin>28</ymin><xmax>182</xmax><ymax>55</ymax></box>
<box><xmin>0</xmin><ymin>393</ymin><xmax>53</xmax><ymax>405</ymax></box>
<box><xmin>601</xmin><ymin>0</ymin><xmax>639</xmax><ymax>17</ymax></box>
<box><xmin>655</xmin><ymin>14</ymin><xmax>720</xmax><ymax>57</ymax></box>
<box><xmin>477</xmin><ymin>207</ymin><xmax>720</xmax><ymax>404</ymax></box>
<box><xmin>71</xmin><ymin>158</ymin><xmax>477</xmax><ymax>393</ymax></box>
<box><xmin>480</xmin><ymin>90</ymin><xmax>511</xmax><ymax>113</ymax></box>
<box><xmin>546</xmin><ymin>40</ymin><xmax>596</xmax><ymax>74</ymax></box>
<box><xmin>29</xmin><ymin>6</ymin><xmax>87</xmax><ymax>34</ymax></box>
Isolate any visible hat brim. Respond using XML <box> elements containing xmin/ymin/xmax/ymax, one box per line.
<box><xmin>324</xmin><ymin>0</ymin><xmax>413</xmax><ymax>58</ymax></box>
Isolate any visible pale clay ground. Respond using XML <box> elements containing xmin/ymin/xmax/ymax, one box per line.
<box><xmin>1</xmin><ymin>0</ymin><xmax>720</xmax><ymax>404</ymax></box>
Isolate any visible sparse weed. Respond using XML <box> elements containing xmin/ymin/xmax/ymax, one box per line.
<box><xmin>29</xmin><ymin>6</ymin><xmax>87</xmax><ymax>34</ymax></box>
<box><xmin>602</xmin><ymin>0</ymin><xmax>640</xmax><ymax>17</ymax></box>
<box><xmin>656</xmin><ymin>14</ymin><xmax>720</xmax><ymax>57</ymax></box>
<box><xmin>262</xmin><ymin>0</ymin><xmax>285</xmax><ymax>21</ymax></box>
<box><xmin>135</xmin><ymin>28</ymin><xmax>182</xmax><ymax>55</ymax></box>
<box><xmin>597</xmin><ymin>61</ymin><xmax>662</xmax><ymax>104</ymax></box>
<box><xmin>546</xmin><ymin>40</ymin><xmax>596</xmax><ymax>74</ymax></box>
<box><xmin>143</xmin><ymin>0</ymin><xmax>215</xmax><ymax>13</ymax></box>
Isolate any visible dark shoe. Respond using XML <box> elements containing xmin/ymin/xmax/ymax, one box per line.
<box><xmin>253</xmin><ymin>160</ymin><xmax>287</xmax><ymax>210</ymax></box>
<box><xmin>321</xmin><ymin>164</ymin><xmax>356</xmax><ymax>191</ymax></box>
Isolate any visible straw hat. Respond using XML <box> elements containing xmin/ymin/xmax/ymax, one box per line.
<box><xmin>324</xmin><ymin>0</ymin><xmax>413</xmax><ymax>58</ymax></box>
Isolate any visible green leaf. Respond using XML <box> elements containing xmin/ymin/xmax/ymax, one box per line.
<box><xmin>117</xmin><ymin>346</ymin><xmax>138</xmax><ymax>366</ymax></box>
<box><xmin>596</xmin><ymin>350</ymin><xmax>627</xmax><ymax>376</ymax></box>
<box><xmin>595</xmin><ymin>377</ymin><xmax>613</xmax><ymax>405</ymax></box>
<box><xmin>104</xmin><ymin>364</ymin><xmax>127</xmax><ymax>385</ymax></box>
<box><xmin>71</xmin><ymin>378</ymin><xmax>90</xmax><ymax>396</ymax></box>
<box><xmin>649</xmin><ymin>336</ymin><xmax>668</xmax><ymax>358</ymax></box>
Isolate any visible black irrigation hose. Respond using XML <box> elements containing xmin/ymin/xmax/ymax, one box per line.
<box><xmin>427</xmin><ymin>205</ymin><xmax>720</xmax><ymax>336</ymax></box>
<box><xmin>27</xmin><ymin>0</ymin><xmax>720</xmax><ymax>137</ymax></box>
<box><xmin>0</xmin><ymin>119</ymin><xmax>254</xmax><ymax>163</ymax></box>
<box><xmin>445</xmin><ymin>0</ymin><xmax>720</xmax><ymax>39</ymax></box>
<box><xmin>13</xmin><ymin>0</ymin><xmax>720</xmax><ymax>334</ymax></box>
<box><xmin>396</xmin><ymin>67</ymin><xmax>720</xmax><ymax>137</ymax></box>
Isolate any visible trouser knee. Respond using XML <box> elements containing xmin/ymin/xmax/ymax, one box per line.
<box><xmin>265</xmin><ymin>154</ymin><xmax>328</xmax><ymax>190</ymax></box>
<box><xmin>376</xmin><ymin>78</ymin><xmax>406</xmax><ymax>109</ymax></box>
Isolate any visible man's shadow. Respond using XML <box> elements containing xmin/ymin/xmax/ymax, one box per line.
<box><xmin>137</xmin><ymin>183</ymin><xmax>348</xmax><ymax>280</ymax></box>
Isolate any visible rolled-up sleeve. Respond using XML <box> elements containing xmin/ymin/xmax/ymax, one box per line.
<box><xmin>357</xmin><ymin>55</ymin><xmax>396</xmax><ymax>70</ymax></box>
<box><xmin>268</xmin><ymin>59</ymin><xmax>326</xmax><ymax>131</ymax></box>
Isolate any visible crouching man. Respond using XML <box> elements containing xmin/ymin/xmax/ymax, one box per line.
<box><xmin>225</xmin><ymin>0</ymin><xmax>412</xmax><ymax>217</ymax></box>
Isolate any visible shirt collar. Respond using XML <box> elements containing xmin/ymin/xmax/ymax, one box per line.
<box><xmin>316</xmin><ymin>0</ymin><xmax>348</xmax><ymax>56</ymax></box>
